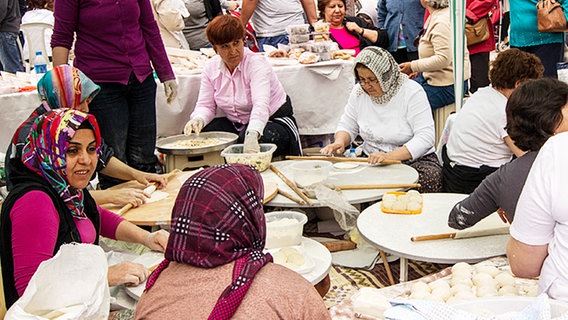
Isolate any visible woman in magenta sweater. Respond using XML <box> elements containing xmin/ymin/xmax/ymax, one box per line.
<box><xmin>0</xmin><ymin>109</ymin><xmax>169</xmax><ymax>309</ymax></box>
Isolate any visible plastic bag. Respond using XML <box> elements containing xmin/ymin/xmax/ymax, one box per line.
<box><xmin>309</xmin><ymin>183</ymin><xmax>360</xmax><ymax>231</ymax></box>
<box><xmin>5</xmin><ymin>243</ymin><xmax>110</xmax><ymax>320</ymax></box>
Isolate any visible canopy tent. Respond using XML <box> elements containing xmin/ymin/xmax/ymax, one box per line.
<box><xmin>451</xmin><ymin>0</ymin><xmax>467</xmax><ymax>112</ymax></box>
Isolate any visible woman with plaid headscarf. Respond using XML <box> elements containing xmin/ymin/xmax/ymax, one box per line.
<box><xmin>134</xmin><ymin>164</ymin><xmax>329</xmax><ymax>320</ymax></box>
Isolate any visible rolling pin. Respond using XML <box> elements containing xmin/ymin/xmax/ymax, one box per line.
<box><xmin>411</xmin><ymin>226</ymin><xmax>510</xmax><ymax>242</ymax></box>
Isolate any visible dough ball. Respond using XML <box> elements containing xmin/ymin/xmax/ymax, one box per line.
<box><xmin>287</xmin><ymin>252</ymin><xmax>305</xmax><ymax>267</ymax></box>
<box><xmin>446</xmin><ymin>296</ymin><xmax>462</xmax><ymax>304</ymax></box>
<box><xmin>475</xmin><ymin>265</ymin><xmax>500</xmax><ymax>277</ymax></box>
<box><xmin>498</xmin><ymin>285</ymin><xmax>518</xmax><ymax>296</ymax></box>
<box><xmin>411</xmin><ymin>281</ymin><xmax>431</xmax><ymax>293</ymax></box>
<box><xmin>495</xmin><ymin>272</ymin><xmax>516</xmax><ymax>287</ymax></box>
<box><xmin>525</xmin><ymin>285</ymin><xmax>539</xmax><ymax>297</ymax></box>
<box><xmin>397</xmin><ymin>194</ymin><xmax>409</xmax><ymax>203</ymax></box>
<box><xmin>431</xmin><ymin>287</ymin><xmax>451</xmax><ymax>301</ymax></box>
<box><xmin>407</xmin><ymin>190</ymin><xmax>420</xmax><ymax>197</ymax></box>
<box><xmin>472</xmin><ymin>272</ymin><xmax>496</xmax><ymax>286</ymax></box>
<box><xmin>409</xmin><ymin>290</ymin><xmax>430</xmax><ymax>300</ymax></box>
<box><xmin>280</xmin><ymin>247</ymin><xmax>299</xmax><ymax>256</ymax></box>
<box><xmin>409</xmin><ymin>196</ymin><xmax>423</xmax><ymax>204</ymax></box>
<box><xmin>450</xmin><ymin>283</ymin><xmax>474</xmax><ymax>295</ymax></box>
<box><xmin>452</xmin><ymin>262</ymin><xmax>473</xmax><ymax>274</ymax></box>
<box><xmin>450</xmin><ymin>275</ymin><xmax>473</xmax><ymax>287</ymax></box>
<box><xmin>382</xmin><ymin>199</ymin><xmax>395</xmax><ymax>210</ymax></box>
<box><xmin>272</xmin><ymin>250</ymin><xmax>287</xmax><ymax>264</ymax></box>
<box><xmin>453</xmin><ymin>289</ymin><xmax>476</xmax><ymax>300</ymax></box>
<box><xmin>392</xmin><ymin>200</ymin><xmax>406</xmax><ymax>211</ymax></box>
<box><xmin>476</xmin><ymin>285</ymin><xmax>498</xmax><ymax>297</ymax></box>
<box><xmin>383</xmin><ymin>194</ymin><xmax>397</xmax><ymax>202</ymax></box>
<box><xmin>451</xmin><ymin>269</ymin><xmax>472</xmax><ymax>280</ymax></box>
<box><xmin>428</xmin><ymin>279</ymin><xmax>450</xmax><ymax>291</ymax></box>
<box><xmin>425</xmin><ymin>294</ymin><xmax>445</xmax><ymax>303</ymax></box>
<box><xmin>407</xmin><ymin>201</ymin><xmax>421</xmax><ymax>211</ymax></box>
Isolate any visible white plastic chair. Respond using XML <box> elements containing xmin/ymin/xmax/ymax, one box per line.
<box><xmin>20</xmin><ymin>22</ymin><xmax>53</xmax><ymax>72</ymax></box>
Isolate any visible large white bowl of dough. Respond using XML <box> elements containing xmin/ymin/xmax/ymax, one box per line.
<box><xmin>264</xmin><ymin>211</ymin><xmax>308</xmax><ymax>249</ymax></box>
<box><xmin>289</xmin><ymin>160</ymin><xmax>332</xmax><ymax>188</ymax></box>
<box><xmin>220</xmin><ymin>143</ymin><xmax>276</xmax><ymax>172</ymax></box>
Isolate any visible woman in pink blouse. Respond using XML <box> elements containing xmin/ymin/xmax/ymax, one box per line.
<box><xmin>0</xmin><ymin>109</ymin><xmax>169</xmax><ymax>309</ymax></box>
<box><xmin>183</xmin><ymin>14</ymin><xmax>301</xmax><ymax>156</ymax></box>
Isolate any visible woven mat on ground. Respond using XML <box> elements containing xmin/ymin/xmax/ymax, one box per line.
<box><xmin>323</xmin><ymin>260</ymin><xmax>450</xmax><ymax>309</ymax></box>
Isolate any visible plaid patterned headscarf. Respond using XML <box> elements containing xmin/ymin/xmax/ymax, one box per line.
<box><xmin>354</xmin><ymin>46</ymin><xmax>407</xmax><ymax>104</ymax></box>
<box><xmin>146</xmin><ymin>164</ymin><xmax>271</xmax><ymax>320</ymax></box>
<box><xmin>21</xmin><ymin>109</ymin><xmax>101</xmax><ymax>219</ymax></box>
<box><xmin>36</xmin><ymin>64</ymin><xmax>101</xmax><ymax>111</ymax></box>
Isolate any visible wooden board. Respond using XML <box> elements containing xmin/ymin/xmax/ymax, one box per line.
<box><xmin>101</xmin><ymin>171</ymin><xmax>280</xmax><ymax>226</ymax></box>
<box><xmin>264</xmin><ymin>181</ymin><xmax>278</xmax><ymax>204</ymax></box>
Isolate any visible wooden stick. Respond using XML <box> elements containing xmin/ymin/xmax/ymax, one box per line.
<box><xmin>411</xmin><ymin>232</ymin><xmax>457</xmax><ymax>242</ymax></box>
<box><xmin>117</xmin><ymin>169</ymin><xmax>182</xmax><ymax>216</ymax></box>
<box><xmin>277</xmin><ymin>188</ymin><xmax>306</xmax><ymax>205</ymax></box>
<box><xmin>285</xmin><ymin>155</ymin><xmax>401</xmax><ymax>165</ymax></box>
<box><xmin>269</xmin><ymin>164</ymin><xmax>313</xmax><ymax>206</ymax></box>
<box><xmin>380</xmin><ymin>250</ymin><xmax>396</xmax><ymax>285</ymax></box>
<box><xmin>338</xmin><ymin>183</ymin><xmax>421</xmax><ymax>190</ymax></box>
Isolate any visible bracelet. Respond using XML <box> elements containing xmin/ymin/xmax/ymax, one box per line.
<box><xmin>360</xmin><ymin>28</ymin><xmax>365</xmax><ymax>36</ymax></box>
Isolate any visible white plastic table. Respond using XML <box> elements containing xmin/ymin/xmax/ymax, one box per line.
<box><xmin>262</xmin><ymin>160</ymin><xmax>419</xmax><ymax>207</ymax></box>
<box><xmin>357</xmin><ymin>193</ymin><xmax>509</xmax><ymax>282</ymax></box>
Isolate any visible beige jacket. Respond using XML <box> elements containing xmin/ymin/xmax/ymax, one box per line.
<box><xmin>411</xmin><ymin>7</ymin><xmax>471</xmax><ymax>86</ymax></box>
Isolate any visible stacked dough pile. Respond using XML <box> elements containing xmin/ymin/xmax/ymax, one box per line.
<box><xmin>272</xmin><ymin>247</ymin><xmax>305</xmax><ymax>270</ymax></box>
<box><xmin>408</xmin><ymin>262</ymin><xmax>538</xmax><ymax>303</ymax></box>
<box><xmin>382</xmin><ymin>190</ymin><xmax>422</xmax><ymax>212</ymax></box>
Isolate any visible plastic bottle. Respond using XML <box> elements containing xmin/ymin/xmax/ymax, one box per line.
<box><xmin>347</xmin><ymin>147</ymin><xmax>357</xmax><ymax>158</ymax></box>
<box><xmin>33</xmin><ymin>51</ymin><xmax>48</xmax><ymax>75</ymax></box>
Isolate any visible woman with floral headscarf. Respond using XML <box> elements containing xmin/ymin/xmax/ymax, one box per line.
<box><xmin>134</xmin><ymin>164</ymin><xmax>330</xmax><ymax>320</ymax></box>
<box><xmin>321</xmin><ymin>46</ymin><xmax>441</xmax><ymax>192</ymax></box>
<box><xmin>4</xmin><ymin>64</ymin><xmax>168</xmax><ymax>207</ymax></box>
<box><xmin>0</xmin><ymin>109</ymin><xmax>169</xmax><ymax>310</ymax></box>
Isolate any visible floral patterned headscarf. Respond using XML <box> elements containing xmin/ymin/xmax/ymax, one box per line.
<box><xmin>354</xmin><ymin>46</ymin><xmax>407</xmax><ymax>104</ymax></box>
<box><xmin>37</xmin><ymin>64</ymin><xmax>101</xmax><ymax>111</ymax></box>
<box><xmin>21</xmin><ymin>109</ymin><xmax>101</xmax><ymax>219</ymax></box>
<box><xmin>146</xmin><ymin>164</ymin><xmax>271</xmax><ymax>320</ymax></box>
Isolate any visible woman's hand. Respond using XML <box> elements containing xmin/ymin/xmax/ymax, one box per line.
<box><xmin>144</xmin><ymin>229</ymin><xmax>170</xmax><ymax>252</ymax></box>
<box><xmin>105</xmin><ymin>188</ymin><xmax>150</xmax><ymax>207</ymax></box>
<box><xmin>408</xmin><ymin>72</ymin><xmax>419</xmax><ymax>79</ymax></box>
<box><xmin>108</xmin><ymin>261</ymin><xmax>150</xmax><ymax>287</ymax></box>
<box><xmin>345</xmin><ymin>22</ymin><xmax>362</xmax><ymax>35</ymax></box>
<box><xmin>184</xmin><ymin>117</ymin><xmax>205</xmax><ymax>135</ymax></box>
<box><xmin>136</xmin><ymin>172</ymin><xmax>168</xmax><ymax>189</ymax></box>
<box><xmin>368</xmin><ymin>151</ymin><xmax>390</xmax><ymax>165</ymax></box>
<box><xmin>399</xmin><ymin>62</ymin><xmax>413</xmax><ymax>75</ymax></box>
<box><xmin>321</xmin><ymin>142</ymin><xmax>345</xmax><ymax>156</ymax></box>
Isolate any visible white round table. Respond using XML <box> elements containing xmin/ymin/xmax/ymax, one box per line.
<box><xmin>357</xmin><ymin>193</ymin><xmax>509</xmax><ymax>282</ymax></box>
<box><xmin>262</xmin><ymin>160</ymin><xmax>419</xmax><ymax>207</ymax></box>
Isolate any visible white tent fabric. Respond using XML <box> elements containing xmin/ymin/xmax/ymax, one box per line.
<box><xmin>451</xmin><ymin>0</ymin><xmax>466</xmax><ymax>112</ymax></box>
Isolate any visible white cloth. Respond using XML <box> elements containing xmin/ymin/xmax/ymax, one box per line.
<box><xmin>5</xmin><ymin>243</ymin><xmax>110</xmax><ymax>319</ymax></box>
<box><xmin>336</xmin><ymin>78</ymin><xmax>435</xmax><ymax>160</ymax></box>
<box><xmin>250</xmin><ymin>0</ymin><xmax>307</xmax><ymax>37</ymax></box>
<box><xmin>21</xmin><ymin>9</ymin><xmax>54</xmax><ymax>60</ymax></box>
<box><xmin>445</xmin><ymin>86</ymin><xmax>511</xmax><ymax>168</ymax></box>
<box><xmin>151</xmin><ymin>0</ymin><xmax>190</xmax><ymax>49</ymax></box>
<box><xmin>511</xmin><ymin>132</ymin><xmax>568</xmax><ymax>302</ymax></box>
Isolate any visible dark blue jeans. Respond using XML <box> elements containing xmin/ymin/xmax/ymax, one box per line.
<box><xmin>0</xmin><ymin>32</ymin><xmax>25</xmax><ymax>73</ymax></box>
<box><xmin>256</xmin><ymin>34</ymin><xmax>289</xmax><ymax>52</ymax></box>
<box><xmin>413</xmin><ymin>73</ymin><xmax>469</xmax><ymax>110</ymax></box>
<box><xmin>89</xmin><ymin>73</ymin><xmax>158</xmax><ymax>188</ymax></box>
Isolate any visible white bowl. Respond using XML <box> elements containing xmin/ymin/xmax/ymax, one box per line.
<box><xmin>265</xmin><ymin>211</ymin><xmax>308</xmax><ymax>249</ymax></box>
<box><xmin>289</xmin><ymin>160</ymin><xmax>332</xmax><ymax>188</ymax></box>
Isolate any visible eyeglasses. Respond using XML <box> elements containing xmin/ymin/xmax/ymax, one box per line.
<box><xmin>358</xmin><ymin>78</ymin><xmax>379</xmax><ymax>86</ymax></box>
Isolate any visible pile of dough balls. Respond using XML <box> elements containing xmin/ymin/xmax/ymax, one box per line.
<box><xmin>271</xmin><ymin>247</ymin><xmax>305</xmax><ymax>269</ymax></box>
<box><xmin>382</xmin><ymin>190</ymin><xmax>423</xmax><ymax>212</ymax></box>
<box><xmin>408</xmin><ymin>262</ymin><xmax>538</xmax><ymax>303</ymax></box>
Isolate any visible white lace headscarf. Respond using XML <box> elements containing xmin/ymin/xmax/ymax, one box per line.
<box><xmin>354</xmin><ymin>46</ymin><xmax>407</xmax><ymax>105</ymax></box>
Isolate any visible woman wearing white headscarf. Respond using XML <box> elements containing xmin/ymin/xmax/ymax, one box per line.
<box><xmin>321</xmin><ymin>46</ymin><xmax>441</xmax><ymax>192</ymax></box>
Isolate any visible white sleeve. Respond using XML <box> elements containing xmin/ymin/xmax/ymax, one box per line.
<box><xmin>335</xmin><ymin>86</ymin><xmax>361</xmax><ymax>143</ymax></box>
<box><xmin>510</xmin><ymin>137</ymin><xmax>558</xmax><ymax>245</ymax></box>
<box><xmin>404</xmin><ymin>83</ymin><xmax>435</xmax><ymax>159</ymax></box>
